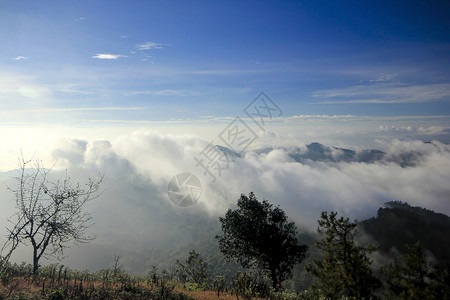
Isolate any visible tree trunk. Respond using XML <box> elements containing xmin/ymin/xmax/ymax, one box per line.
<box><xmin>270</xmin><ymin>268</ymin><xmax>279</xmax><ymax>291</ymax></box>
<box><xmin>33</xmin><ymin>247</ymin><xmax>39</xmax><ymax>275</ymax></box>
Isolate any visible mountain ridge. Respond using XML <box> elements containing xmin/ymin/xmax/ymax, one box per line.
<box><xmin>217</xmin><ymin>142</ymin><xmax>422</xmax><ymax>167</ymax></box>
<box><xmin>359</xmin><ymin>201</ymin><xmax>450</xmax><ymax>264</ymax></box>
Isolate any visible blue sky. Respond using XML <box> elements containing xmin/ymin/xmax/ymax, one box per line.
<box><xmin>1</xmin><ymin>0</ymin><xmax>449</xmax><ymax>117</ymax></box>
<box><xmin>0</xmin><ymin>0</ymin><xmax>449</xmax><ymax>168</ymax></box>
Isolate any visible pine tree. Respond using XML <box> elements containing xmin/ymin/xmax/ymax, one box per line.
<box><xmin>306</xmin><ymin>211</ymin><xmax>380</xmax><ymax>298</ymax></box>
<box><xmin>382</xmin><ymin>241</ymin><xmax>450</xmax><ymax>300</ymax></box>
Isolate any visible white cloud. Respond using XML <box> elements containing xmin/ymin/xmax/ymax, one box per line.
<box><xmin>43</xmin><ymin>132</ymin><xmax>450</xmax><ymax>223</ymax></box>
<box><xmin>286</xmin><ymin>114</ymin><xmax>354</xmax><ymax>120</ymax></box>
<box><xmin>377</xmin><ymin>125</ymin><xmax>450</xmax><ymax>135</ymax></box>
<box><xmin>91</xmin><ymin>54</ymin><xmax>127</xmax><ymax>60</ymax></box>
<box><xmin>1</xmin><ymin>131</ymin><xmax>449</xmax><ymax>270</ymax></box>
<box><xmin>312</xmin><ymin>83</ymin><xmax>450</xmax><ymax>104</ymax></box>
<box><xmin>369</xmin><ymin>73</ymin><xmax>397</xmax><ymax>82</ymax></box>
<box><xmin>136</xmin><ymin>42</ymin><xmax>166</xmax><ymax>50</ymax></box>
<box><xmin>13</xmin><ymin>56</ymin><xmax>28</xmax><ymax>60</ymax></box>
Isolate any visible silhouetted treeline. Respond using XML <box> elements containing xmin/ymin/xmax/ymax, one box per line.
<box><xmin>360</xmin><ymin>201</ymin><xmax>450</xmax><ymax>264</ymax></box>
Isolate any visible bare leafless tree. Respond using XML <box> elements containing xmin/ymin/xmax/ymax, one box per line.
<box><xmin>2</xmin><ymin>156</ymin><xmax>103</xmax><ymax>274</ymax></box>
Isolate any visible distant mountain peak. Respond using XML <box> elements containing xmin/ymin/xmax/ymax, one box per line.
<box><xmin>216</xmin><ymin>142</ymin><xmax>422</xmax><ymax>167</ymax></box>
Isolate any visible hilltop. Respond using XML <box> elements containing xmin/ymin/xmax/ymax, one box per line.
<box><xmin>360</xmin><ymin>201</ymin><xmax>450</xmax><ymax>264</ymax></box>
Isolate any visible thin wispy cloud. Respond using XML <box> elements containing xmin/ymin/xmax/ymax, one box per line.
<box><xmin>91</xmin><ymin>54</ymin><xmax>127</xmax><ymax>60</ymax></box>
<box><xmin>123</xmin><ymin>89</ymin><xmax>195</xmax><ymax>96</ymax></box>
<box><xmin>88</xmin><ymin>119</ymin><xmax>186</xmax><ymax>124</ymax></box>
<box><xmin>13</xmin><ymin>56</ymin><xmax>28</xmax><ymax>60</ymax></box>
<box><xmin>312</xmin><ymin>83</ymin><xmax>450</xmax><ymax>104</ymax></box>
<box><xmin>187</xmin><ymin>68</ymin><xmax>273</xmax><ymax>75</ymax></box>
<box><xmin>369</xmin><ymin>73</ymin><xmax>397</xmax><ymax>82</ymax></box>
<box><xmin>136</xmin><ymin>42</ymin><xmax>167</xmax><ymax>50</ymax></box>
<box><xmin>74</xmin><ymin>17</ymin><xmax>85</xmax><ymax>22</ymax></box>
<box><xmin>377</xmin><ymin>125</ymin><xmax>450</xmax><ymax>136</ymax></box>
<box><xmin>2</xmin><ymin>107</ymin><xmax>143</xmax><ymax>113</ymax></box>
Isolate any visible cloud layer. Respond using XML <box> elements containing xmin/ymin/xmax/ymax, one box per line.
<box><xmin>1</xmin><ymin>131</ymin><xmax>449</xmax><ymax>271</ymax></box>
<box><xmin>46</xmin><ymin>131</ymin><xmax>450</xmax><ymax>222</ymax></box>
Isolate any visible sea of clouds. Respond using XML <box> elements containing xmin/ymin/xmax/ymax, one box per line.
<box><xmin>1</xmin><ymin>130</ymin><xmax>449</xmax><ymax>271</ymax></box>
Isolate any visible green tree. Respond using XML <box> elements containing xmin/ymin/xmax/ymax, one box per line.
<box><xmin>216</xmin><ymin>192</ymin><xmax>308</xmax><ymax>290</ymax></box>
<box><xmin>176</xmin><ymin>250</ymin><xmax>209</xmax><ymax>285</ymax></box>
<box><xmin>2</xmin><ymin>157</ymin><xmax>102</xmax><ymax>274</ymax></box>
<box><xmin>382</xmin><ymin>241</ymin><xmax>450</xmax><ymax>300</ymax></box>
<box><xmin>306</xmin><ymin>211</ymin><xmax>380</xmax><ymax>298</ymax></box>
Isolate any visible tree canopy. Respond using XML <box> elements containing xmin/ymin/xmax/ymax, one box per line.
<box><xmin>360</xmin><ymin>201</ymin><xmax>450</xmax><ymax>264</ymax></box>
<box><xmin>175</xmin><ymin>250</ymin><xmax>209</xmax><ymax>285</ymax></box>
<box><xmin>306</xmin><ymin>211</ymin><xmax>380</xmax><ymax>298</ymax></box>
<box><xmin>216</xmin><ymin>192</ymin><xmax>308</xmax><ymax>290</ymax></box>
<box><xmin>382</xmin><ymin>241</ymin><xmax>450</xmax><ymax>299</ymax></box>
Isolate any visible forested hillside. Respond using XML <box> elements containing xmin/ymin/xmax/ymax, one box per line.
<box><xmin>360</xmin><ymin>201</ymin><xmax>450</xmax><ymax>264</ymax></box>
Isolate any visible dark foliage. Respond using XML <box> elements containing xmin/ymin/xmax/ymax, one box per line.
<box><xmin>306</xmin><ymin>211</ymin><xmax>381</xmax><ymax>299</ymax></box>
<box><xmin>382</xmin><ymin>241</ymin><xmax>450</xmax><ymax>300</ymax></box>
<box><xmin>360</xmin><ymin>201</ymin><xmax>450</xmax><ymax>264</ymax></box>
<box><xmin>175</xmin><ymin>250</ymin><xmax>209</xmax><ymax>286</ymax></box>
<box><xmin>231</xmin><ymin>270</ymin><xmax>272</xmax><ymax>299</ymax></box>
<box><xmin>216</xmin><ymin>192</ymin><xmax>308</xmax><ymax>290</ymax></box>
